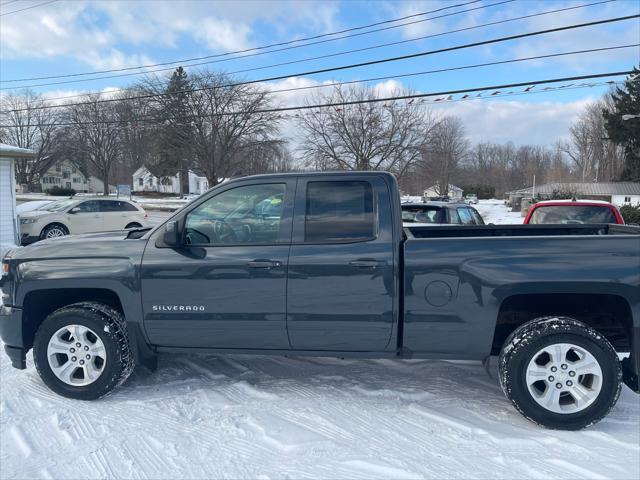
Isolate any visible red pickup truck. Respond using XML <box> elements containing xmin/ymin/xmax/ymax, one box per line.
<box><xmin>524</xmin><ymin>200</ymin><xmax>625</xmax><ymax>225</ymax></box>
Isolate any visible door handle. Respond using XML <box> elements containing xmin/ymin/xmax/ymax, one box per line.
<box><xmin>247</xmin><ymin>259</ymin><xmax>282</xmax><ymax>269</ymax></box>
<box><xmin>349</xmin><ymin>258</ymin><xmax>385</xmax><ymax>268</ymax></box>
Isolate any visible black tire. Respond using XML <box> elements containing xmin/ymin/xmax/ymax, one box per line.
<box><xmin>125</xmin><ymin>222</ymin><xmax>142</xmax><ymax>229</ymax></box>
<box><xmin>40</xmin><ymin>223</ymin><xmax>69</xmax><ymax>240</ymax></box>
<box><xmin>33</xmin><ymin>302</ymin><xmax>134</xmax><ymax>400</ymax></box>
<box><xmin>499</xmin><ymin>316</ymin><xmax>622</xmax><ymax>430</ymax></box>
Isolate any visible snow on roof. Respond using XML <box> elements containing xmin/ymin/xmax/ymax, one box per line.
<box><xmin>425</xmin><ymin>184</ymin><xmax>463</xmax><ymax>192</ymax></box>
<box><xmin>510</xmin><ymin>182</ymin><xmax>640</xmax><ymax>196</ymax></box>
<box><xmin>0</xmin><ymin>143</ymin><xmax>36</xmax><ymax>159</ymax></box>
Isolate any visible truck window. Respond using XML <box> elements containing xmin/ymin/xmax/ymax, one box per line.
<box><xmin>304</xmin><ymin>181</ymin><xmax>375</xmax><ymax>242</ymax></box>
<box><xmin>529</xmin><ymin>205</ymin><xmax>617</xmax><ymax>224</ymax></box>
<box><xmin>184</xmin><ymin>184</ymin><xmax>286</xmax><ymax>245</ymax></box>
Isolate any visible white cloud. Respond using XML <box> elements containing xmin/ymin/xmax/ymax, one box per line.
<box><xmin>432</xmin><ymin>97</ymin><xmax>594</xmax><ymax>145</ymax></box>
<box><xmin>196</xmin><ymin>18</ymin><xmax>253</xmax><ymax>52</ymax></box>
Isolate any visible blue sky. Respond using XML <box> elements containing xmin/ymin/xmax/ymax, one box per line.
<box><xmin>1</xmin><ymin>0</ymin><xmax>638</xmax><ymax>145</ymax></box>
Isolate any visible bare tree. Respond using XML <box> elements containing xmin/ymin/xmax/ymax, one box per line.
<box><xmin>64</xmin><ymin>95</ymin><xmax>121</xmax><ymax>195</ymax></box>
<box><xmin>560</xmin><ymin>94</ymin><xmax>625</xmax><ymax>182</ymax></box>
<box><xmin>297</xmin><ymin>85</ymin><xmax>437</xmax><ymax>179</ymax></box>
<box><xmin>0</xmin><ymin>90</ymin><xmax>60</xmax><ymax>189</ymax></box>
<box><xmin>187</xmin><ymin>71</ymin><xmax>281</xmax><ymax>185</ymax></box>
<box><xmin>421</xmin><ymin>116</ymin><xmax>469</xmax><ymax>196</ymax></box>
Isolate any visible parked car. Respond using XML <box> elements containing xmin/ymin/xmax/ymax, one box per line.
<box><xmin>402</xmin><ymin>202</ymin><xmax>485</xmax><ymax>225</ymax></box>
<box><xmin>465</xmin><ymin>194</ymin><xmax>479</xmax><ymax>204</ymax></box>
<box><xmin>524</xmin><ymin>200</ymin><xmax>624</xmax><ymax>225</ymax></box>
<box><xmin>2</xmin><ymin>172</ymin><xmax>639</xmax><ymax>429</ymax></box>
<box><xmin>18</xmin><ymin>197</ymin><xmax>147</xmax><ymax>245</ymax></box>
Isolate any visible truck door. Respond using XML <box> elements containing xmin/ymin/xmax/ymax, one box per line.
<box><xmin>286</xmin><ymin>176</ymin><xmax>396</xmax><ymax>351</ymax></box>
<box><xmin>140</xmin><ymin>179</ymin><xmax>295</xmax><ymax>349</ymax></box>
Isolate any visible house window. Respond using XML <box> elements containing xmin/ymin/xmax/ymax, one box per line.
<box><xmin>55</xmin><ymin>165</ymin><xmax>61</xmax><ymax>172</ymax></box>
<box><xmin>73</xmin><ymin>177</ymin><xmax>81</xmax><ymax>183</ymax></box>
<box><xmin>625</xmin><ymin>196</ymin><xmax>631</xmax><ymax>203</ymax></box>
<box><xmin>138</xmin><ymin>178</ymin><xmax>143</xmax><ymax>186</ymax></box>
<box><xmin>63</xmin><ymin>172</ymin><xmax>70</xmax><ymax>179</ymax></box>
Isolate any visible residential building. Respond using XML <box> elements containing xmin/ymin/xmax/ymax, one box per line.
<box><xmin>39</xmin><ymin>159</ymin><xmax>114</xmax><ymax>193</ymax></box>
<box><xmin>508</xmin><ymin>182</ymin><xmax>640</xmax><ymax>207</ymax></box>
<box><xmin>133</xmin><ymin>166</ymin><xmax>209</xmax><ymax>195</ymax></box>
<box><xmin>424</xmin><ymin>184</ymin><xmax>464</xmax><ymax>201</ymax></box>
<box><xmin>1</xmin><ymin>143</ymin><xmax>35</xmax><ymax>248</ymax></box>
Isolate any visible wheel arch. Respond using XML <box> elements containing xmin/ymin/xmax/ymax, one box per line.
<box><xmin>40</xmin><ymin>221</ymin><xmax>69</xmax><ymax>237</ymax></box>
<box><xmin>492</xmin><ymin>292</ymin><xmax>634</xmax><ymax>355</ymax></box>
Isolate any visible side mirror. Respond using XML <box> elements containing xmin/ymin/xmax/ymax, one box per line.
<box><xmin>163</xmin><ymin>221</ymin><xmax>182</xmax><ymax>247</ymax></box>
<box><xmin>69</xmin><ymin>207</ymin><xmax>80</xmax><ymax>214</ymax></box>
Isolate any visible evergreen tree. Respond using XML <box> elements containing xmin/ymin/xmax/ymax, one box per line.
<box><xmin>158</xmin><ymin>67</ymin><xmax>193</xmax><ymax>197</ymax></box>
<box><xmin>603</xmin><ymin>66</ymin><xmax>640</xmax><ymax>181</ymax></box>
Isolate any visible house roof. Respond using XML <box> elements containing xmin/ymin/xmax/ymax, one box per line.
<box><xmin>0</xmin><ymin>143</ymin><xmax>36</xmax><ymax>159</ymax></box>
<box><xmin>510</xmin><ymin>182</ymin><xmax>640</xmax><ymax>196</ymax></box>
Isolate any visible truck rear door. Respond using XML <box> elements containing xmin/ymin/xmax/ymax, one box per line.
<box><xmin>286</xmin><ymin>175</ymin><xmax>397</xmax><ymax>351</ymax></box>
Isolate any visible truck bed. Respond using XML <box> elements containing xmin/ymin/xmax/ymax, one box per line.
<box><xmin>405</xmin><ymin>223</ymin><xmax>640</xmax><ymax>239</ymax></box>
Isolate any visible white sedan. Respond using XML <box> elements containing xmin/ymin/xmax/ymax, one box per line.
<box><xmin>18</xmin><ymin>197</ymin><xmax>147</xmax><ymax>245</ymax></box>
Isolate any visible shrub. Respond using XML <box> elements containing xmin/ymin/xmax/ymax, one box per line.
<box><xmin>46</xmin><ymin>186</ymin><xmax>76</xmax><ymax>196</ymax></box>
<box><xmin>620</xmin><ymin>204</ymin><xmax>640</xmax><ymax>224</ymax></box>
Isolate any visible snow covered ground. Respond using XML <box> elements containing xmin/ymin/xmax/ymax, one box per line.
<box><xmin>1</xmin><ymin>348</ymin><xmax>638</xmax><ymax>479</ymax></box>
<box><xmin>475</xmin><ymin>199</ymin><xmax>524</xmax><ymax>225</ymax></box>
<box><xmin>2</xmin><ymin>199</ymin><xmax>639</xmax><ymax>480</ymax></box>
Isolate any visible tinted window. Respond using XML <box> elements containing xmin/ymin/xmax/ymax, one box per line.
<box><xmin>470</xmin><ymin>208</ymin><xmax>484</xmax><ymax>225</ymax></box>
<box><xmin>529</xmin><ymin>205</ymin><xmax>617</xmax><ymax>224</ymax></box>
<box><xmin>305</xmin><ymin>181</ymin><xmax>375</xmax><ymax>242</ymax></box>
<box><xmin>185</xmin><ymin>183</ymin><xmax>286</xmax><ymax>245</ymax></box>
<box><xmin>101</xmin><ymin>200</ymin><xmax>138</xmax><ymax>212</ymax></box>
<box><xmin>447</xmin><ymin>208</ymin><xmax>461</xmax><ymax>224</ymax></box>
<box><xmin>74</xmin><ymin>201</ymin><xmax>100</xmax><ymax>213</ymax></box>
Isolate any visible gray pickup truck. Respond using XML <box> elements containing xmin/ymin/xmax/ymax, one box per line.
<box><xmin>1</xmin><ymin>172</ymin><xmax>639</xmax><ymax>429</ymax></box>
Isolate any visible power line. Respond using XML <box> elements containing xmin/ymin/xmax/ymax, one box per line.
<box><xmin>5</xmin><ymin>0</ymin><xmax>600</xmax><ymax>103</ymax></box>
<box><xmin>1</xmin><ymin>0</ymin><xmax>485</xmax><ymax>82</ymax></box>
<box><xmin>3</xmin><ymin>44</ymin><xmax>636</xmax><ymax>114</ymax></box>
<box><xmin>0</xmin><ymin>0</ymin><xmax>515</xmax><ymax>88</ymax></box>
<box><xmin>0</xmin><ymin>71</ymin><xmax>631</xmax><ymax>127</ymax></box>
<box><xmin>1</xmin><ymin>13</ymin><xmax>636</xmax><ymax>110</ymax></box>
<box><xmin>0</xmin><ymin>0</ymin><xmax>58</xmax><ymax>16</ymax></box>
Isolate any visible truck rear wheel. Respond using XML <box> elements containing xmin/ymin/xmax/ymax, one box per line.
<box><xmin>498</xmin><ymin>316</ymin><xmax>622</xmax><ymax>430</ymax></box>
<box><xmin>33</xmin><ymin>302</ymin><xmax>134</xmax><ymax>400</ymax></box>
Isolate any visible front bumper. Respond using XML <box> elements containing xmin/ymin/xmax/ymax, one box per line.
<box><xmin>0</xmin><ymin>305</ymin><xmax>26</xmax><ymax>369</ymax></box>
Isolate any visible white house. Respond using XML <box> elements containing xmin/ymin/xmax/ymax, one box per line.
<box><xmin>509</xmin><ymin>182</ymin><xmax>640</xmax><ymax>207</ymax></box>
<box><xmin>1</xmin><ymin>143</ymin><xmax>35</xmax><ymax>249</ymax></box>
<box><xmin>424</xmin><ymin>184</ymin><xmax>464</xmax><ymax>201</ymax></box>
<box><xmin>133</xmin><ymin>166</ymin><xmax>209</xmax><ymax>195</ymax></box>
<box><xmin>40</xmin><ymin>159</ymin><xmax>114</xmax><ymax>193</ymax></box>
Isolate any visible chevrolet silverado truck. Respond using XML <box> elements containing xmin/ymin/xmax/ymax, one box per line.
<box><xmin>1</xmin><ymin>172</ymin><xmax>639</xmax><ymax>430</ymax></box>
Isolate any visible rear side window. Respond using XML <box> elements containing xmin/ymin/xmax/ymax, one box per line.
<box><xmin>470</xmin><ymin>208</ymin><xmax>484</xmax><ymax>225</ymax></box>
<box><xmin>101</xmin><ymin>200</ymin><xmax>138</xmax><ymax>212</ymax></box>
<box><xmin>305</xmin><ymin>181</ymin><xmax>375</xmax><ymax>242</ymax></box>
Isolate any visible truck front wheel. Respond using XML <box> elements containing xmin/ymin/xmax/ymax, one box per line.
<box><xmin>33</xmin><ymin>302</ymin><xmax>134</xmax><ymax>400</ymax></box>
<box><xmin>498</xmin><ymin>316</ymin><xmax>622</xmax><ymax>430</ymax></box>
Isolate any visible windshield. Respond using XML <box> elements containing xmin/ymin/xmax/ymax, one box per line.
<box><xmin>402</xmin><ymin>206</ymin><xmax>441</xmax><ymax>223</ymax></box>
<box><xmin>40</xmin><ymin>199</ymin><xmax>78</xmax><ymax>212</ymax></box>
<box><xmin>529</xmin><ymin>205</ymin><xmax>617</xmax><ymax>224</ymax></box>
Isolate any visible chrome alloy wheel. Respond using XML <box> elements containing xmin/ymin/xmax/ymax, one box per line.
<box><xmin>47</xmin><ymin>325</ymin><xmax>107</xmax><ymax>386</ymax></box>
<box><xmin>526</xmin><ymin>342</ymin><xmax>603</xmax><ymax>414</ymax></box>
<box><xmin>45</xmin><ymin>227</ymin><xmax>66</xmax><ymax>238</ymax></box>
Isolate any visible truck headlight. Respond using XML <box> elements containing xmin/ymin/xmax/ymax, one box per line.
<box><xmin>20</xmin><ymin>218</ymin><xmax>37</xmax><ymax>224</ymax></box>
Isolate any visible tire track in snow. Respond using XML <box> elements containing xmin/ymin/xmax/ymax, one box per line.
<box><xmin>549</xmin><ymin>458</ymin><xmax>608</xmax><ymax>480</ymax></box>
<box><xmin>8</xmin><ymin>426</ymin><xmax>32</xmax><ymax>458</ymax></box>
